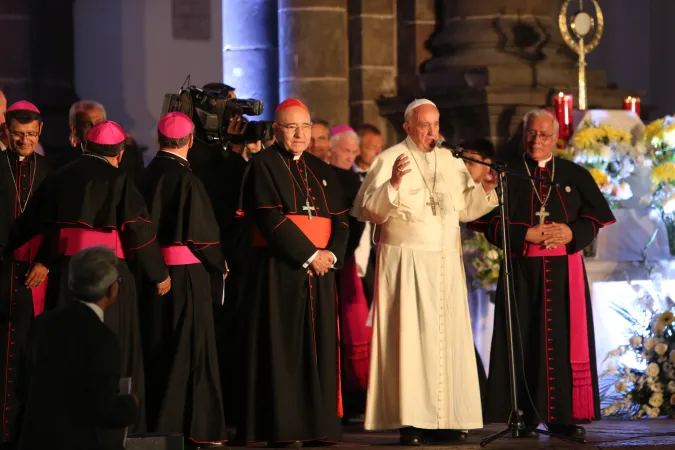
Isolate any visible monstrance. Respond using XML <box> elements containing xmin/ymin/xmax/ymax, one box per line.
<box><xmin>558</xmin><ymin>0</ymin><xmax>604</xmax><ymax>110</ymax></box>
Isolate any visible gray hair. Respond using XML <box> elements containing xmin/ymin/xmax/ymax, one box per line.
<box><xmin>330</xmin><ymin>130</ymin><xmax>360</xmax><ymax>149</ymax></box>
<box><xmin>68</xmin><ymin>100</ymin><xmax>107</xmax><ymax>127</ymax></box>
<box><xmin>522</xmin><ymin>109</ymin><xmax>560</xmax><ymax>134</ymax></box>
<box><xmin>68</xmin><ymin>246</ymin><xmax>119</xmax><ymax>303</ymax></box>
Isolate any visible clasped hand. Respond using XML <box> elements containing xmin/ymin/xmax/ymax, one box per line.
<box><xmin>308</xmin><ymin>250</ymin><xmax>334</xmax><ymax>277</ymax></box>
<box><xmin>525</xmin><ymin>223</ymin><xmax>573</xmax><ymax>249</ymax></box>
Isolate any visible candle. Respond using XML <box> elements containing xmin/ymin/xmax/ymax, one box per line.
<box><xmin>623</xmin><ymin>96</ymin><xmax>641</xmax><ymax>117</ymax></box>
<box><xmin>554</xmin><ymin>92</ymin><xmax>574</xmax><ymax>143</ymax></box>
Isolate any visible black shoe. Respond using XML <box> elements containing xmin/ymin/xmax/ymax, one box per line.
<box><xmin>268</xmin><ymin>442</ymin><xmax>303</xmax><ymax>448</ymax></box>
<box><xmin>515</xmin><ymin>426</ymin><xmax>539</xmax><ymax>438</ymax></box>
<box><xmin>546</xmin><ymin>423</ymin><xmax>586</xmax><ymax>437</ymax></box>
<box><xmin>427</xmin><ymin>429</ymin><xmax>467</xmax><ymax>443</ymax></box>
<box><xmin>399</xmin><ymin>427</ymin><xmax>424</xmax><ymax>446</ymax></box>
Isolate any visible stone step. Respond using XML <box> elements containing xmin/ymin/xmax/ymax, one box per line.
<box><xmin>126</xmin><ymin>433</ymin><xmax>184</xmax><ymax>450</ymax></box>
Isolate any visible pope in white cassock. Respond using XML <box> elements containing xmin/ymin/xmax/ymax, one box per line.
<box><xmin>351</xmin><ymin>99</ymin><xmax>498</xmax><ymax>445</ymax></box>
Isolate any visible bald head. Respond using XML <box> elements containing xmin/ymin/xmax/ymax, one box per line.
<box><xmin>273</xmin><ymin>106</ymin><xmax>312</xmax><ymax>156</ymax></box>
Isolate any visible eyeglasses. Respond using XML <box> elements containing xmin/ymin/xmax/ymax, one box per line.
<box><xmin>277</xmin><ymin>123</ymin><xmax>312</xmax><ymax>133</ymax></box>
<box><xmin>8</xmin><ymin>130</ymin><xmax>40</xmax><ymax>140</ymax></box>
<box><xmin>526</xmin><ymin>131</ymin><xmax>555</xmax><ymax>141</ymax></box>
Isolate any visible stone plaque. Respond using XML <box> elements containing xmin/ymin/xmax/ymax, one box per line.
<box><xmin>172</xmin><ymin>0</ymin><xmax>211</xmax><ymax>41</ymax></box>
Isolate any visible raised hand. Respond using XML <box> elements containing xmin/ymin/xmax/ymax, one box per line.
<box><xmin>390</xmin><ymin>154</ymin><xmax>412</xmax><ymax>190</ymax></box>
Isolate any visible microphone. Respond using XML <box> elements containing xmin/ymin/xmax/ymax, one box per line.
<box><xmin>436</xmin><ymin>139</ymin><xmax>465</xmax><ymax>156</ymax></box>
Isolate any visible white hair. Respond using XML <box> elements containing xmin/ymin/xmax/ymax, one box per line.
<box><xmin>68</xmin><ymin>246</ymin><xmax>119</xmax><ymax>303</ymax></box>
<box><xmin>522</xmin><ymin>109</ymin><xmax>559</xmax><ymax>133</ymax></box>
<box><xmin>68</xmin><ymin>100</ymin><xmax>107</xmax><ymax>127</ymax></box>
<box><xmin>330</xmin><ymin>130</ymin><xmax>360</xmax><ymax>148</ymax></box>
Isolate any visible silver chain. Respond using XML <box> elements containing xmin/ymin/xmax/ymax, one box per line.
<box><xmin>405</xmin><ymin>140</ymin><xmax>437</xmax><ymax>197</ymax></box>
<box><xmin>522</xmin><ymin>153</ymin><xmax>556</xmax><ymax>206</ymax></box>
<box><xmin>5</xmin><ymin>151</ymin><xmax>37</xmax><ymax>214</ymax></box>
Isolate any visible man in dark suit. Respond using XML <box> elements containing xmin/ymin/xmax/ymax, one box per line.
<box><xmin>18</xmin><ymin>246</ymin><xmax>138</xmax><ymax>450</ymax></box>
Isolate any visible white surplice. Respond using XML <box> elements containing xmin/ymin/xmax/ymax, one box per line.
<box><xmin>351</xmin><ymin>137</ymin><xmax>498</xmax><ymax>431</ymax></box>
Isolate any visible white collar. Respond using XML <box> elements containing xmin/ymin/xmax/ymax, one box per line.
<box><xmin>538</xmin><ymin>155</ymin><xmax>553</xmax><ymax>168</ymax></box>
<box><xmin>79</xmin><ymin>301</ymin><xmax>104</xmax><ymax>322</ymax></box>
<box><xmin>159</xmin><ymin>149</ymin><xmax>188</xmax><ymax>161</ymax></box>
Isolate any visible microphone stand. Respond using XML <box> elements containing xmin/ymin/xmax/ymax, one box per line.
<box><xmin>449</xmin><ymin>149</ymin><xmax>587</xmax><ymax>447</ymax></box>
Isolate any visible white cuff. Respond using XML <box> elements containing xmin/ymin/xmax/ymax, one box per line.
<box><xmin>303</xmin><ymin>250</ymin><xmax>319</xmax><ymax>269</ymax></box>
<box><xmin>387</xmin><ymin>181</ymin><xmax>400</xmax><ymax>205</ymax></box>
<box><xmin>329</xmin><ymin>252</ymin><xmax>337</xmax><ymax>269</ymax></box>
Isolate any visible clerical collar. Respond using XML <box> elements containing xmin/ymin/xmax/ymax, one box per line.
<box><xmin>523</xmin><ymin>153</ymin><xmax>553</xmax><ymax>168</ymax></box>
<box><xmin>538</xmin><ymin>155</ymin><xmax>553</xmax><ymax>168</ymax></box>
<box><xmin>159</xmin><ymin>149</ymin><xmax>188</xmax><ymax>162</ymax></box>
<box><xmin>275</xmin><ymin>143</ymin><xmax>303</xmax><ymax>161</ymax></box>
<box><xmin>7</xmin><ymin>149</ymin><xmax>32</xmax><ymax>162</ymax></box>
<box><xmin>0</xmin><ymin>141</ymin><xmax>6</xmax><ymax>152</ymax></box>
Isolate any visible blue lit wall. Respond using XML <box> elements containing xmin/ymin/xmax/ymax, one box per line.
<box><xmin>222</xmin><ymin>0</ymin><xmax>279</xmax><ymax>120</ymax></box>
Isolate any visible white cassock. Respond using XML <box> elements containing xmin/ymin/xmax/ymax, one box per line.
<box><xmin>351</xmin><ymin>137</ymin><xmax>498</xmax><ymax>431</ymax></box>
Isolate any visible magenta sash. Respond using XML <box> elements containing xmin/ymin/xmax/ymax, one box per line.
<box><xmin>161</xmin><ymin>245</ymin><xmax>200</xmax><ymax>266</ymax></box>
<box><xmin>339</xmin><ymin>256</ymin><xmax>372</xmax><ymax>391</ymax></box>
<box><xmin>13</xmin><ymin>235</ymin><xmax>47</xmax><ymax>317</ymax></box>
<box><xmin>58</xmin><ymin>228</ymin><xmax>126</xmax><ymax>259</ymax></box>
<box><xmin>525</xmin><ymin>244</ymin><xmax>595</xmax><ymax>420</ymax></box>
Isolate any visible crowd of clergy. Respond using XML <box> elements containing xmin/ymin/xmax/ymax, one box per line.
<box><xmin>0</xmin><ymin>86</ymin><xmax>615</xmax><ymax>450</ymax></box>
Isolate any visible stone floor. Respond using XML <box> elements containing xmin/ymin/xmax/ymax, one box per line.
<box><xmin>335</xmin><ymin>421</ymin><xmax>675</xmax><ymax>449</ymax></box>
<box><xmin>127</xmin><ymin>420</ymin><xmax>675</xmax><ymax>450</ymax></box>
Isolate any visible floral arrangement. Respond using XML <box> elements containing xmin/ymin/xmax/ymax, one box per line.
<box><xmin>557</xmin><ymin>122</ymin><xmax>643</xmax><ymax>208</ymax></box>
<box><xmin>647</xmin><ymin>117</ymin><xmax>675</xmax><ymax>255</ymax></box>
<box><xmin>643</xmin><ymin>116</ymin><xmax>675</xmax><ymax>165</ymax></box>
<box><xmin>600</xmin><ymin>233</ymin><xmax>675</xmax><ymax>418</ymax></box>
<box><xmin>461</xmin><ymin>231</ymin><xmax>502</xmax><ymax>292</ymax></box>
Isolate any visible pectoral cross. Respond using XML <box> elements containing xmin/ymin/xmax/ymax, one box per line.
<box><xmin>427</xmin><ymin>194</ymin><xmax>440</xmax><ymax>216</ymax></box>
<box><xmin>535</xmin><ymin>206</ymin><xmax>550</xmax><ymax>225</ymax></box>
<box><xmin>303</xmin><ymin>199</ymin><xmax>316</xmax><ymax>220</ymax></box>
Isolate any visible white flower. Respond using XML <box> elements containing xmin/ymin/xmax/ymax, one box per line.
<box><xmin>630</xmin><ymin>336</ymin><xmax>643</xmax><ymax>348</ymax></box>
<box><xmin>615</xmin><ymin>381</ymin><xmax>627</xmax><ymax>393</ymax></box>
<box><xmin>668</xmin><ymin>381</ymin><xmax>675</xmax><ymax>393</ymax></box>
<box><xmin>647</xmin><ymin>362</ymin><xmax>661</xmax><ymax>377</ymax></box>
<box><xmin>486</xmin><ymin>250</ymin><xmax>499</xmax><ymax>260</ymax></box>
<box><xmin>645</xmin><ymin>338</ymin><xmax>658</xmax><ymax>351</ymax></box>
<box><xmin>653</xmin><ymin>382</ymin><xmax>665</xmax><ymax>393</ymax></box>
<box><xmin>650</xmin><ymin>392</ymin><xmax>664</xmax><ymax>408</ymax></box>
<box><xmin>663</xmin><ymin>194</ymin><xmax>675</xmax><ymax>215</ymax></box>
<box><xmin>615</xmin><ymin>182</ymin><xmax>633</xmax><ymax>201</ymax></box>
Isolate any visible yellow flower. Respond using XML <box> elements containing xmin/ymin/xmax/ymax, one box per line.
<box><xmin>588</xmin><ymin>168</ymin><xmax>609</xmax><ymax>187</ymax></box>
<box><xmin>658</xmin><ymin>311</ymin><xmax>674</xmax><ymax>327</ymax></box>
<box><xmin>652</xmin><ymin>163</ymin><xmax>675</xmax><ymax>184</ymax></box>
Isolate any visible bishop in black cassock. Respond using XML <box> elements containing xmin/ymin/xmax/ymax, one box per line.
<box><xmin>471</xmin><ymin>110</ymin><xmax>615</xmax><ymax>438</ymax></box>
<box><xmin>236</xmin><ymin>98</ymin><xmax>349</xmax><ymax>446</ymax></box>
<box><xmin>139</xmin><ymin>112</ymin><xmax>227</xmax><ymax>444</ymax></box>
<box><xmin>0</xmin><ymin>101</ymin><xmax>51</xmax><ymax>445</ymax></box>
<box><xmin>9</xmin><ymin>120</ymin><xmax>170</xmax><ymax>434</ymax></box>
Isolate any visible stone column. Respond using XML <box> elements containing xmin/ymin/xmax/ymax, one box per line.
<box><xmin>347</xmin><ymin>0</ymin><xmax>396</xmax><ymax>141</ymax></box>
<box><xmin>278</xmin><ymin>0</ymin><xmax>349</xmax><ymax>126</ymax></box>
<box><xmin>222</xmin><ymin>0</ymin><xmax>278</xmax><ymax>120</ymax></box>
<box><xmin>396</xmin><ymin>0</ymin><xmax>435</xmax><ymax>95</ymax></box>
<box><xmin>378</xmin><ymin>0</ymin><xmax>639</xmax><ymax>147</ymax></box>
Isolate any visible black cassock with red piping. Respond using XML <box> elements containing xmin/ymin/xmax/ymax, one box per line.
<box><xmin>0</xmin><ymin>149</ymin><xmax>50</xmax><ymax>444</ymax></box>
<box><xmin>138</xmin><ymin>150</ymin><xmax>227</xmax><ymax>443</ymax></box>
<box><xmin>235</xmin><ymin>143</ymin><xmax>349</xmax><ymax>443</ymax></box>
<box><xmin>9</xmin><ymin>154</ymin><xmax>169</xmax><ymax>433</ymax></box>
<box><xmin>471</xmin><ymin>155</ymin><xmax>615</xmax><ymax>426</ymax></box>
